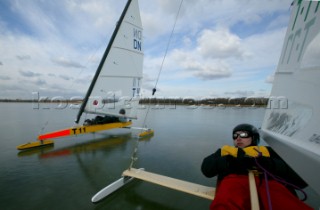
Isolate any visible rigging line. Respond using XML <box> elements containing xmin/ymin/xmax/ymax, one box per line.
<box><xmin>141</xmin><ymin>0</ymin><xmax>184</xmax><ymax>128</ymax></box>
<box><xmin>253</xmin><ymin>148</ymin><xmax>308</xmax><ymax>202</ymax></box>
<box><xmin>128</xmin><ymin>1</ymin><xmax>184</xmax><ymax>170</ymax></box>
<box><xmin>153</xmin><ymin>0</ymin><xmax>184</xmax><ymax>95</ymax></box>
<box><xmin>140</xmin><ymin>0</ymin><xmax>184</xmax><ymax>129</ymax></box>
<box><xmin>38</xmin><ymin>120</ymin><xmax>49</xmax><ymax>137</ymax></box>
<box><xmin>142</xmin><ymin>0</ymin><xmax>184</xmax><ymax>127</ymax></box>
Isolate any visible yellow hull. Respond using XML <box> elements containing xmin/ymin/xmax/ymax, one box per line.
<box><xmin>17</xmin><ymin>121</ymin><xmax>132</xmax><ymax>150</ymax></box>
<box><xmin>17</xmin><ymin>140</ymin><xmax>54</xmax><ymax>150</ymax></box>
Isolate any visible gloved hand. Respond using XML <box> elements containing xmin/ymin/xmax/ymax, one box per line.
<box><xmin>236</xmin><ymin>148</ymin><xmax>256</xmax><ymax>170</ymax></box>
<box><xmin>221</xmin><ymin>146</ymin><xmax>272</xmax><ymax>172</ymax></box>
<box><xmin>229</xmin><ymin>148</ymin><xmax>256</xmax><ymax>174</ymax></box>
<box><xmin>221</xmin><ymin>145</ymin><xmax>238</xmax><ymax>157</ymax></box>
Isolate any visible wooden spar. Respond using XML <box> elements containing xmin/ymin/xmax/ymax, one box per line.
<box><xmin>122</xmin><ymin>168</ymin><xmax>215</xmax><ymax>200</ymax></box>
<box><xmin>38</xmin><ymin>121</ymin><xmax>132</xmax><ymax>140</ymax></box>
<box><xmin>248</xmin><ymin>171</ymin><xmax>260</xmax><ymax>210</ymax></box>
<box><xmin>92</xmin><ymin>168</ymin><xmax>263</xmax><ymax>205</ymax></box>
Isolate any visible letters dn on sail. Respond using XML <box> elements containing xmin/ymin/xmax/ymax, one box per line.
<box><xmin>133</xmin><ymin>28</ymin><xmax>142</xmax><ymax>51</ymax></box>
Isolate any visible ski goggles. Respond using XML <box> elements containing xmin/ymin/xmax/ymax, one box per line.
<box><xmin>233</xmin><ymin>132</ymin><xmax>250</xmax><ymax>139</ymax></box>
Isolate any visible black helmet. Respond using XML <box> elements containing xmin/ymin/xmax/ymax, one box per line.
<box><xmin>119</xmin><ymin>108</ymin><xmax>126</xmax><ymax>115</ymax></box>
<box><xmin>233</xmin><ymin>123</ymin><xmax>260</xmax><ymax>146</ymax></box>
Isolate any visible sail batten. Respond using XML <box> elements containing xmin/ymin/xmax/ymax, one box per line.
<box><xmin>75</xmin><ymin>0</ymin><xmax>143</xmax><ymax>123</ymax></box>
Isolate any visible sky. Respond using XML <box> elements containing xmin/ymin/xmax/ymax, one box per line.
<box><xmin>0</xmin><ymin>0</ymin><xmax>294</xmax><ymax>100</ymax></box>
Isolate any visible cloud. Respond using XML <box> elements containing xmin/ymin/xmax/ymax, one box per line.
<box><xmin>19</xmin><ymin>70</ymin><xmax>42</xmax><ymax>77</ymax></box>
<box><xmin>0</xmin><ymin>83</ymin><xmax>27</xmax><ymax>97</ymax></box>
<box><xmin>35</xmin><ymin>78</ymin><xmax>46</xmax><ymax>86</ymax></box>
<box><xmin>225</xmin><ymin>90</ymin><xmax>255</xmax><ymax>97</ymax></box>
<box><xmin>16</xmin><ymin>55</ymin><xmax>31</xmax><ymax>60</ymax></box>
<box><xmin>265</xmin><ymin>74</ymin><xmax>274</xmax><ymax>83</ymax></box>
<box><xmin>181</xmin><ymin>58</ymin><xmax>231</xmax><ymax>80</ymax></box>
<box><xmin>197</xmin><ymin>28</ymin><xmax>247</xmax><ymax>59</ymax></box>
<box><xmin>74</xmin><ymin>75</ymin><xmax>92</xmax><ymax>84</ymax></box>
<box><xmin>0</xmin><ymin>75</ymin><xmax>11</xmax><ymax>80</ymax></box>
<box><xmin>167</xmin><ymin>29</ymin><xmax>238</xmax><ymax>81</ymax></box>
<box><xmin>0</xmin><ymin>61</ymin><xmax>3</xmax><ymax>65</ymax></box>
<box><xmin>51</xmin><ymin>57</ymin><xmax>85</xmax><ymax>69</ymax></box>
<box><xmin>59</xmin><ymin>74</ymin><xmax>73</xmax><ymax>81</ymax></box>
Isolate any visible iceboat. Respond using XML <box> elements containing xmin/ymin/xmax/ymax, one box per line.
<box><xmin>17</xmin><ymin>0</ymin><xmax>151</xmax><ymax>150</ymax></box>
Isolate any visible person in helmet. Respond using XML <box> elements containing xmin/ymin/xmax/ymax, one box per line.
<box><xmin>201</xmin><ymin>123</ymin><xmax>312</xmax><ymax>210</ymax></box>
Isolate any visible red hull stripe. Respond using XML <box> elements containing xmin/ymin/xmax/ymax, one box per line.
<box><xmin>38</xmin><ymin>129</ymin><xmax>70</xmax><ymax>140</ymax></box>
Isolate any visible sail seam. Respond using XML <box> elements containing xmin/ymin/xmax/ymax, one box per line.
<box><xmin>113</xmin><ymin>46</ymin><xmax>144</xmax><ymax>55</ymax></box>
<box><xmin>123</xmin><ymin>20</ymin><xmax>142</xmax><ymax>29</ymax></box>
<box><xmin>99</xmin><ymin>75</ymin><xmax>142</xmax><ymax>78</ymax></box>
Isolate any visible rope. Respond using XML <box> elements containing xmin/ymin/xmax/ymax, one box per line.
<box><xmin>152</xmin><ymin>0</ymin><xmax>184</xmax><ymax>95</ymax></box>
<box><xmin>263</xmin><ymin>170</ymin><xmax>272</xmax><ymax>210</ymax></box>
<box><xmin>253</xmin><ymin>148</ymin><xmax>308</xmax><ymax>209</ymax></box>
<box><xmin>128</xmin><ymin>0</ymin><xmax>184</xmax><ymax>170</ymax></box>
<box><xmin>129</xmin><ymin>140</ymin><xmax>139</xmax><ymax>169</ymax></box>
<box><xmin>141</xmin><ymin>0</ymin><xmax>184</xmax><ymax>126</ymax></box>
<box><xmin>38</xmin><ymin>120</ymin><xmax>49</xmax><ymax>136</ymax></box>
<box><xmin>254</xmin><ymin>158</ymin><xmax>308</xmax><ymax>201</ymax></box>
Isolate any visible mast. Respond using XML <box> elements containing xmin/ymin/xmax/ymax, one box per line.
<box><xmin>75</xmin><ymin>0</ymin><xmax>133</xmax><ymax>124</ymax></box>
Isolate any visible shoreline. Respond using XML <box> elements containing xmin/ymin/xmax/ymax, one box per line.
<box><xmin>0</xmin><ymin>98</ymin><xmax>267</xmax><ymax>107</ymax></box>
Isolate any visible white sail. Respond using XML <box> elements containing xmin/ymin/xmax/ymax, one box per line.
<box><xmin>76</xmin><ymin>0</ymin><xmax>143</xmax><ymax>123</ymax></box>
<box><xmin>261</xmin><ymin>0</ymin><xmax>320</xmax><ymax>195</ymax></box>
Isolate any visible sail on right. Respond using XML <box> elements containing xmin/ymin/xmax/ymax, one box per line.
<box><xmin>261</xmin><ymin>0</ymin><xmax>320</xmax><ymax>195</ymax></box>
<box><xmin>76</xmin><ymin>0</ymin><xmax>143</xmax><ymax>123</ymax></box>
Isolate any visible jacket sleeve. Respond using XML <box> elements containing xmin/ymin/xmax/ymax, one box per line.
<box><xmin>201</xmin><ymin>149</ymin><xmax>229</xmax><ymax>178</ymax></box>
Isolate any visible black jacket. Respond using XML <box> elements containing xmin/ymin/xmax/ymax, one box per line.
<box><xmin>201</xmin><ymin>146</ymin><xmax>308</xmax><ymax>190</ymax></box>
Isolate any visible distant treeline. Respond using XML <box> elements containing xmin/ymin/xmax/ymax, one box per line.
<box><xmin>0</xmin><ymin>97</ymin><xmax>268</xmax><ymax>107</ymax></box>
<box><xmin>139</xmin><ymin>97</ymin><xmax>268</xmax><ymax>107</ymax></box>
